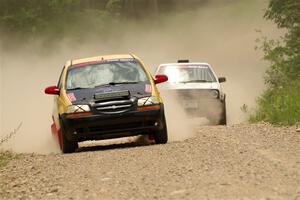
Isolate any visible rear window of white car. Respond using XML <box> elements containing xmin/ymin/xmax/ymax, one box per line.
<box><xmin>157</xmin><ymin>65</ymin><xmax>216</xmax><ymax>83</ymax></box>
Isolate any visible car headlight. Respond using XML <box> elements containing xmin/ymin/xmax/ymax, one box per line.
<box><xmin>137</xmin><ymin>96</ymin><xmax>160</xmax><ymax>106</ymax></box>
<box><xmin>210</xmin><ymin>90</ymin><xmax>219</xmax><ymax>98</ymax></box>
<box><xmin>66</xmin><ymin>105</ymin><xmax>91</xmax><ymax>113</ymax></box>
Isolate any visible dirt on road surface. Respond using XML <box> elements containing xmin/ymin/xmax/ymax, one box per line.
<box><xmin>0</xmin><ymin>123</ymin><xmax>299</xmax><ymax>200</ymax></box>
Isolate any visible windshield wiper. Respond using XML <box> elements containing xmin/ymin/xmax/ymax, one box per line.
<box><xmin>67</xmin><ymin>87</ymin><xmax>91</xmax><ymax>91</ymax></box>
<box><xmin>94</xmin><ymin>81</ymin><xmax>138</xmax><ymax>88</ymax></box>
<box><xmin>180</xmin><ymin>80</ymin><xmax>211</xmax><ymax>83</ymax></box>
<box><xmin>108</xmin><ymin>81</ymin><xmax>139</xmax><ymax>85</ymax></box>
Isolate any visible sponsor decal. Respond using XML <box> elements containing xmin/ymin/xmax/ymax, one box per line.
<box><xmin>70</xmin><ymin>61</ymin><xmax>103</xmax><ymax>68</ymax></box>
<box><xmin>160</xmin><ymin>64</ymin><xmax>208</xmax><ymax>69</ymax></box>
<box><xmin>70</xmin><ymin>58</ymin><xmax>135</xmax><ymax>69</ymax></box>
<box><xmin>186</xmin><ymin>65</ymin><xmax>208</xmax><ymax>68</ymax></box>
<box><xmin>67</xmin><ymin>93</ymin><xmax>77</xmax><ymax>102</ymax></box>
<box><xmin>94</xmin><ymin>90</ymin><xmax>130</xmax><ymax>100</ymax></box>
<box><xmin>107</xmin><ymin>58</ymin><xmax>134</xmax><ymax>62</ymax></box>
<box><xmin>145</xmin><ymin>84</ymin><xmax>152</xmax><ymax>93</ymax></box>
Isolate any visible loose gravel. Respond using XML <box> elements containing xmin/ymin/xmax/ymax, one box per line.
<box><xmin>0</xmin><ymin>124</ymin><xmax>299</xmax><ymax>200</ymax></box>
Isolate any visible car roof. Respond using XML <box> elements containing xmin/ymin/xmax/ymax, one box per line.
<box><xmin>65</xmin><ymin>54</ymin><xmax>137</xmax><ymax>68</ymax></box>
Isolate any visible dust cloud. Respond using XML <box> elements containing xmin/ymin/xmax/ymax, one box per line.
<box><xmin>0</xmin><ymin>0</ymin><xmax>280</xmax><ymax>153</ymax></box>
<box><xmin>160</xmin><ymin>91</ymin><xmax>198</xmax><ymax>142</ymax></box>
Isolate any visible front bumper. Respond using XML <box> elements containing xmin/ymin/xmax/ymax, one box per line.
<box><xmin>182</xmin><ymin>98</ymin><xmax>224</xmax><ymax>116</ymax></box>
<box><xmin>60</xmin><ymin>105</ymin><xmax>165</xmax><ymax>142</ymax></box>
<box><xmin>170</xmin><ymin>89</ymin><xmax>224</xmax><ymax>117</ymax></box>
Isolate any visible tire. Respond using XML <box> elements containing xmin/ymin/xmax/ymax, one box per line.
<box><xmin>219</xmin><ymin>101</ymin><xmax>227</xmax><ymax>125</ymax></box>
<box><xmin>60</xmin><ymin>120</ymin><xmax>78</xmax><ymax>153</ymax></box>
<box><xmin>154</xmin><ymin>116</ymin><xmax>168</xmax><ymax>144</ymax></box>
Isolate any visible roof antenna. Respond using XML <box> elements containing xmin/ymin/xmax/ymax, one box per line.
<box><xmin>129</xmin><ymin>53</ymin><xmax>135</xmax><ymax>59</ymax></box>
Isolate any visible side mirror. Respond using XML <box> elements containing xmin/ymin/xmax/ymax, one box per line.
<box><xmin>154</xmin><ymin>74</ymin><xmax>168</xmax><ymax>84</ymax></box>
<box><xmin>218</xmin><ymin>77</ymin><xmax>226</xmax><ymax>83</ymax></box>
<box><xmin>45</xmin><ymin>85</ymin><xmax>59</xmax><ymax>95</ymax></box>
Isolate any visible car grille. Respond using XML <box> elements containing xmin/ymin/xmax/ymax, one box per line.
<box><xmin>174</xmin><ymin>89</ymin><xmax>222</xmax><ymax>117</ymax></box>
<box><xmin>92</xmin><ymin>99</ymin><xmax>135</xmax><ymax>114</ymax></box>
<box><xmin>176</xmin><ymin>89</ymin><xmax>218</xmax><ymax>100</ymax></box>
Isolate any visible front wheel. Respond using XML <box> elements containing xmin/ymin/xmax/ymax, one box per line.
<box><xmin>60</xmin><ymin>120</ymin><xmax>78</xmax><ymax>153</ymax></box>
<box><xmin>219</xmin><ymin>101</ymin><xmax>227</xmax><ymax>125</ymax></box>
<box><xmin>154</xmin><ymin>116</ymin><xmax>168</xmax><ymax>144</ymax></box>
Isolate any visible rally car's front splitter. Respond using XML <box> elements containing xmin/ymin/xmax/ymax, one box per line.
<box><xmin>60</xmin><ymin>106</ymin><xmax>165</xmax><ymax>142</ymax></box>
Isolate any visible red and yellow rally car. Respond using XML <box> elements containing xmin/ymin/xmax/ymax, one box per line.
<box><xmin>45</xmin><ymin>54</ymin><xmax>168</xmax><ymax>153</ymax></box>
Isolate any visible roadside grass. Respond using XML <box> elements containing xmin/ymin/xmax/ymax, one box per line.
<box><xmin>0</xmin><ymin>151</ymin><xmax>18</xmax><ymax>168</ymax></box>
<box><xmin>250</xmin><ymin>80</ymin><xmax>300</xmax><ymax>126</ymax></box>
<box><xmin>0</xmin><ymin>122</ymin><xmax>22</xmax><ymax>168</ymax></box>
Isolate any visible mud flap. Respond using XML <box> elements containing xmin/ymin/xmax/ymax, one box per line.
<box><xmin>51</xmin><ymin>123</ymin><xmax>57</xmax><ymax>138</ymax></box>
<box><xmin>57</xmin><ymin>129</ymin><xmax>63</xmax><ymax>150</ymax></box>
<box><xmin>51</xmin><ymin>118</ymin><xmax>63</xmax><ymax>151</ymax></box>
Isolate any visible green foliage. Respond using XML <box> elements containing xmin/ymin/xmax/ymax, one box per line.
<box><xmin>251</xmin><ymin>80</ymin><xmax>300</xmax><ymax>125</ymax></box>
<box><xmin>0</xmin><ymin>0</ymin><xmax>212</xmax><ymax>40</ymax></box>
<box><xmin>0</xmin><ymin>0</ymin><xmax>114</xmax><ymax>41</ymax></box>
<box><xmin>252</xmin><ymin>0</ymin><xmax>300</xmax><ymax>125</ymax></box>
<box><xmin>106</xmin><ymin>0</ymin><xmax>123</xmax><ymax>15</ymax></box>
<box><xmin>1</xmin><ymin>0</ymin><xmax>77</xmax><ymax>33</ymax></box>
<box><xmin>264</xmin><ymin>0</ymin><xmax>300</xmax><ymax>29</ymax></box>
<box><xmin>262</xmin><ymin>0</ymin><xmax>300</xmax><ymax>88</ymax></box>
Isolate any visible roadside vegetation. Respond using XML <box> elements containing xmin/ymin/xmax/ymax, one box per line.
<box><xmin>0</xmin><ymin>0</ymin><xmax>212</xmax><ymax>47</ymax></box>
<box><xmin>251</xmin><ymin>0</ymin><xmax>300</xmax><ymax>125</ymax></box>
<box><xmin>0</xmin><ymin>151</ymin><xmax>17</xmax><ymax>167</ymax></box>
<box><xmin>0</xmin><ymin>123</ymin><xmax>22</xmax><ymax>167</ymax></box>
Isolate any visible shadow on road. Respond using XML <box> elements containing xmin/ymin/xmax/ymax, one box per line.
<box><xmin>76</xmin><ymin>135</ymin><xmax>153</xmax><ymax>153</ymax></box>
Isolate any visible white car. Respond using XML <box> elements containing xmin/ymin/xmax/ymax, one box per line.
<box><xmin>155</xmin><ymin>60</ymin><xmax>227</xmax><ymax>125</ymax></box>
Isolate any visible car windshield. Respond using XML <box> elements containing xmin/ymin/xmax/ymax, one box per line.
<box><xmin>66</xmin><ymin>60</ymin><xmax>149</xmax><ymax>90</ymax></box>
<box><xmin>158</xmin><ymin>65</ymin><xmax>216</xmax><ymax>83</ymax></box>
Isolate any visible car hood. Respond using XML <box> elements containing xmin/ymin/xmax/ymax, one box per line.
<box><xmin>66</xmin><ymin>82</ymin><xmax>152</xmax><ymax>104</ymax></box>
<box><xmin>161</xmin><ymin>82</ymin><xmax>220</xmax><ymax>90</ymax></box>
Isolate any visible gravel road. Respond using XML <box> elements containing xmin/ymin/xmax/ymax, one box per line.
<box><xmin>0</xmin><ymin>123</ymin><xmax>299</xmax><ymax>200</ymax></box>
